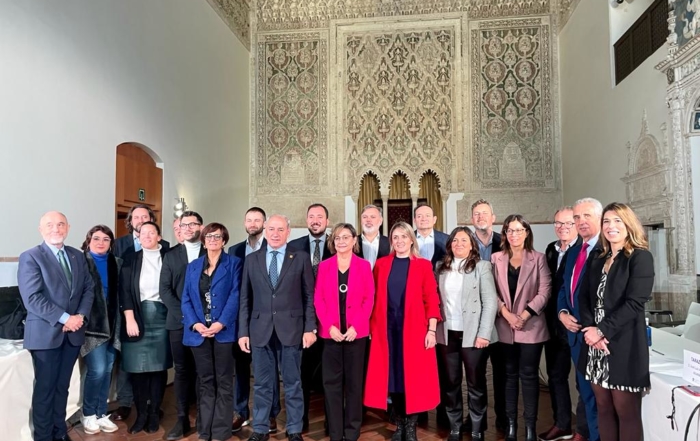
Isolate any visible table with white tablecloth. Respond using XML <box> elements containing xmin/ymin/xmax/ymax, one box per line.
<box><xmin>0</xmin><ymin>339</ymin><xmax>81</xmax><ymax>441</ymax></box>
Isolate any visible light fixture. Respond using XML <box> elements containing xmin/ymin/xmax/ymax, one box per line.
<box><xmin>173</xmin><ymin>197</ymin><xmax>188</xmax><ymax>219</ymax></box>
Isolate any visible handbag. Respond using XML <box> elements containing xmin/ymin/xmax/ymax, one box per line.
<box><xmin>0</xmin><ymin>287</ymin><xmax>26</xmax><ymax>340</ymax></box>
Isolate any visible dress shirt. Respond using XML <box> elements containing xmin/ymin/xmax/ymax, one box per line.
<box><xmin>554</xmin><ymin>239</ymin><xmax>576</xmax><ymax>269</ymax></box>
<box><xmin>184</xmin><ymin>240</ymin><xmax>202</xmax><ymax>263</ymax></box>
<box><xmin>361</xmin><ymin>234</ymin><xmax>380</xmax><ymax>269</ymax></box>
<box><xmin>416</xmin><ymin>230</ymin><xmax>435</xmax><ymax>261</ymax></box>
<box><xmin>245</xmin><ymin>236</ymin><xmax>264</xmax><ymax>256</ymax></box>
<box><xmin>266</xmin><ymin>244</ymin><xmax>287</xmax><ymax>276</ymax></box>
<box><xmin>443</xmin><ymin>257</ymin><xmax>465</xmax><ymax>331</ymax></box>
<box><xmin>46</xmin><ymin>242</ymin><xmax>72</xmax><ymax>324</ymax></box>
<box><xmin>308</xmin><ymin>234</ymin><xmax>327</xmax><ymax>262</ymax></box>
<box><xmin>476</xmin><ymin>231</ymin><xmax>494</xmax><ymax>261</ymax></box>
<box><xmin>140</xmin><ymin>247</ymin><xmax>163</xmax><ymax>302</ymax></box>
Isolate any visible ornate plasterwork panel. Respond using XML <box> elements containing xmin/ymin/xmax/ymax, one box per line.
<box><xmin>556</xmin><ymin>0</ymin><xmax>581</xmax><ymax>30</ymax></box>
<box><xmin>206</xmin><ymin>0</ymin><xmax>251</xmax><ymax>49</ymax></box>
<box><xmin>673</xmin><ymin>0</ymin><xmax>700</xmax><ymax>49</ymax></box>
<box><xmin>470</xmin><ymin>17</ymin><xmax>555</xmax><ymax>189</ymax></box>
<box><xmin>339</xmin><ymin>23</ymin><xmax>459</xmax><ymax>195</ymax></box>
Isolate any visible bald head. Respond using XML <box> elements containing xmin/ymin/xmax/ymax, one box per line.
<box><xmin>39</xmin><ymin>211</ymin><xmax>70</xmax><ymax>248</ymax></box>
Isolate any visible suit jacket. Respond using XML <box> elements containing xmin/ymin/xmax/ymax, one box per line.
<box><xmin>435</xmin><ymin>260</ymin><xmax>499</xmax><ymax>347</ymax></box>
<box><xmin>238</xmin><ymin>245</ymin><xmax>317</xmax><ymax>347</ymax></box>
<box><xmin>228</xmin><ymin>238</ymin><xmax>267</xmax><ymax>260</ymax></box>
<box><xmin>314</xmin><ymin>254</ymin><xmax>374</xmax><ymax>339</ymax></box>
<box><xmin>355</xmin><ymin>235</ymin><xmax>391</xmax><ymax>260</ymax></box>
<box><xmin>491</xmin><ymin>250</ymin><xmax>551</xmax><ymax>344</ymax></box>
<box><xmin>18</xmin><ymin>242</ymin><xmax>95</xmax><ymax>350</ymax></box>
<box><xmin>118</xmin><ymin>248</ymin><xmax>167</xmax><ymax>343</ymax></box>
<box><xmin>114</xmin><ymin>234</ymin><xmax>170</xmax><ymax>263</ymax></box>
<box><xmin>159</xmin><ymin>243</ymin><xmax>206</xmax><ymax>330</ymax></box>
<box><xmin>544</xmin><ymin>236</ymin><xmax>582</xmax><ymax>342</ymax></box>
<box><xmin>578</xmin><ymin>248</ymin><xmax>653</xmax><ymax>388</ymax></box>
<box><xmin>415</xmin><ymin>229</ymin><xmax>450</xmax><ymax>268</ymax></box>
<box><xmin>181</xmin><ymin>252</ymin><xmax>243</xmax><ymax>346</ymax></box>
<box><xmin>557</xmin><ymin>240</ymin><xmax>603</xmax><ymax>347</ymax></box>
<box><xmin>287</xmin><ymin>234</ymin><xmax>334</xmax><ymax>262</ymax></box>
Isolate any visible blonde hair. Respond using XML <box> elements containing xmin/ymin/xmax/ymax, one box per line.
<box><xmin>599</xmin><ymin>202</ymin><xmax>648</xmax><ymax>257</ymax></box>
<box><xmin>389</xmin><ymin>221</ymin><xmax>421</xmax><ymax>258</ymax></box>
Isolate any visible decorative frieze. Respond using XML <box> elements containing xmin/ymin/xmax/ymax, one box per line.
<box><xmin>206</xmin><ymin>0</ymin><xmax>251</xmax><ymax>49</ymax></box>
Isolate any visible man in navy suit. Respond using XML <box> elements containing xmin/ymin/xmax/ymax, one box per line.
<box><xmin>228</xmin><ymin>207</ymin><xmax>281</xmax><ymax>433</ymax></box>
<box><xmin>558</xmin><ymin>198</ymin><xmax>603</xmax><ymax>441</ymax></box>
<box><xmin>413</xmin><ymin>204</ymin><xmax>449</xmax><ymax>267</ymax></box>
<box><xmin>18</xmin><ymin>211</ymin><xmax>95</xmax><ymax>441</ymax></box>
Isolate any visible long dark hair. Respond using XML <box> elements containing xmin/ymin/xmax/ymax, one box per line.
<box><xmin>81</xmin><ymin>225</ymin><xmax>115</xmax><ymax>252</ymax></box>
<box><xmin>438</xmin><ymin>227</ymin><xmax>481</xmax><ymax>275</ymax></box>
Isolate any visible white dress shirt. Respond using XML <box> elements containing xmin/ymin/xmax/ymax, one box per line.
<box><xmin>361</xmin><ymin>234</ymin><xmax>380</xmax><ymax>269</ymax></box>
<box><xmin>443</xmin><ymin>257</ymin><xmax>465</xmax><ymax>331</ymax></box>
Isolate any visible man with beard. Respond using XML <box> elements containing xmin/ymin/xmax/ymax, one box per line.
<box><xmin>288</xmin><ymin>203</ymin><xmax>333</xmax><ymax>431</ymax></box>
<box><xmin>355</xmin><ymin>204</ymin><xmax>390</xmax><ymax>269</ymax></box>
<box><xmin>228</xmin><ymin>207</ymin><xmax>281</xmax><ymax>433</ymax></box>
<box><xmin>160</xmin><ymin>211</ymin><xmax>205</xmax><ymax>439</ymax></box>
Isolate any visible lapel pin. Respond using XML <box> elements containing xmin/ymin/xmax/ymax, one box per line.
<box><xmin>289</xmin><ymin>255</ymin><xmax>294</xmax><ymax>259</ymax></box>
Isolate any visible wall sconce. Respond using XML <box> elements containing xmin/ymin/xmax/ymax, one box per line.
<box><xmin>173</xmin><ymin>197</ymin><xmax>188</xmax><ymax>219</ymax></box>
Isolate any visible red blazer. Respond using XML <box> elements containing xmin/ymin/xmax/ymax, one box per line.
<box><xmin>314</xmin><ymin>254</ymin><xmax>375</xmax><ymax>339</ymax></box>
<box><xmin>364</xmin><ymin>254</ymin><xmax>441</xmax><ymax>415</ymax></box>
<box><xmin>491</xmin><ymin>250</ymin><xmax>551</xmax><ymax>344</ymax></box>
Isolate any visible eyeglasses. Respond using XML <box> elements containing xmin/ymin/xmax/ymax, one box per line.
<box><xmin>204</xmin><ymin>234</ymin><xmax>223</xmax><ymax>241</ymax></box>
<box><xmin>506</xmin><ymin>228</ymin><xmax>526</xmax><ymax>236</ymax></box>
<box><xmin>180</xmin><ymin>222</ymin><xmax>201</xmax><ymax>229</ymax></box>
<box><xmin>334</xmin><ymin>235</ymin><xmax>354</xmax><ymax>242</ymax></box>
<box><xmin>553</xmin><ymin>221</ymin><xmax>575</xmax><ymax>229</ymax></box>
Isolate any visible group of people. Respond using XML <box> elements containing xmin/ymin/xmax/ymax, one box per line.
<box><xmin>16</xmin><ymin>196</ymin><xmax>653</xmax><ymax>441</ymax></box>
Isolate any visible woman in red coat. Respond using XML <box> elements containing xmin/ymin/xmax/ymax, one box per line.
<box><xmin>364</xmin><ymin>221</ymin><xmax>442</xmax><ymax>441</ymax></box>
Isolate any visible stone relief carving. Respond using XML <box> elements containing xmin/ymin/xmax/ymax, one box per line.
<box><xmin>205</xmin><ymin>0</ymin><xmax>251</xmax><ymax>49</ymax></box>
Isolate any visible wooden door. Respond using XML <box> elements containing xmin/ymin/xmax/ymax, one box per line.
<box><xmin>115</xmin><ymin>143</ymin><xmax>163</xmax><ymax>238</ymax></box>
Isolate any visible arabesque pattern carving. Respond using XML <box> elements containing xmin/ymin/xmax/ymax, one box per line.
<box><xmin>206</xmin><ymin>0</ymin><xmax>251</xmax><ymax>49</ymax></box>
<box><xmin>471</xmin><ymin>18</ymin><xmax>553</xmax><ymax>189</ymax></box>
<box><xmin>344</xmin><ymin>28</ymin><xmax>455</xmax><ymax>193</ymax></box>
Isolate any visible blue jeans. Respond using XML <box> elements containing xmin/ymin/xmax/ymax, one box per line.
<box><xmin>82</xmin><ymin>341</ymin><xmax>117</xmax><ymax>417</ymax></box>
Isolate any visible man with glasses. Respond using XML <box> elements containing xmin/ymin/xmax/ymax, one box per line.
<box><xmin>540</xmin><ymin>207</ymin><xmax>580</xmax><ymax>441</ymax></box>
<box><xmin>160</xmin><ymin>211</ymin><xmax>205</xmax><ymax>439</ymax></box>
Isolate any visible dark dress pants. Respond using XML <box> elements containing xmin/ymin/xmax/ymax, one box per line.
<box><xmin>192</xmin><ymin>339</ymin><xmax>235</xmax><ymax>441</ymax></box>
<box><xmin>251</xmin><ymin>331</ymin><xmax>304</xmax><ymax>434</ymax></box>
<box><xmin>544</xmin><ymin>335</ymin><xmax>573</xmax><ymax>431</ymax></box>
<box><xmin>170</xmin><ymin>329</ymin><xmax>198</xmax><ymax>419</ymax></box>
<box><xmin>437</xmin><ymin>331</ymin><xmax>489</xmax><ymax>433</ymax></box>
<box><xmin>234</xmin><ymin>342</ymin><xmax>280</xmax><ymax>419</ymax></box>
<box><xmin>488</xmin><ymin>342</ymin><xmax>508</xmax><ymax>426</ymax></box>
<box><xmin>503</xmin><ymin>342</ymin><xmax>544</xmax><ymax>427</ymax></box>
<box><xmin>30</xmin><ymin>336</ymin><xmax>81</xmax><ymax>441</ymax></box>
<box><xmin>301</xmin><ymin>336</ymin><xmax>324</xmax><ymax>425</ymax></box>
<box><xmin>322</xmin><ymin>337</ymin><xmax>367</xmax><ymax>441</ymax></box>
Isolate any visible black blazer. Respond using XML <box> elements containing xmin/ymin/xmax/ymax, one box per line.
<box><xmin>287</xmin><ymin>235</ymin><xmax>334</xmax><ymax>262</ymax></box>
<box><xmin>355</xmin><ymin>235</ymin><xmax>391</xmax><ymax>260</ymax></box>
<box><xmin>415</xmin><ymin>229</ymin><xmax>449</xmax><ymax>268</ymax></box>
<box><xmin>238</xmin><ymin>245</ymin><xmax>316</xmax><ymax>347</ymax></box>
<box><xmin>228</xmin><ymin>238</ymin><xmax>268</xmax><ymax>261</ymax></box>
<box><xmin>544</xmin><ymin>236</ymin><xmax>582</xmax><ymax>341</ymax></box>
<box><xmin>159</xmin><ymin>243</ymin><xmax>206</xmax><ymax>330</ymax></box>
<box><xmin>119</xmin><ymin>248</ymin><xmax>167</xmax><ymax>343</ymax></box>
<box><xmin>577</xmin><ymin>248</ymin><xmax>654</xmax><ymax>389</ymax></box>
<box><xmin>114</xmin><ymin>234</ymin><xmax>170</xmax><ymax>263</ymax></box>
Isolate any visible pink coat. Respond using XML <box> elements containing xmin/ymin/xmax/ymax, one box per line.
<box><xmin>491</xmin><ymin>250</ymin><xmax>551</xmax><ymax>344</ymax></box>
<box><xmin>314</xmin><ymin>254</ymin><xmax>375</xmax><ymax>339</ymax></box>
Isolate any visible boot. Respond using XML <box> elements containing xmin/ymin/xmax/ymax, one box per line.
<box><xmin>167</xmin><ymin>417</ymin><xmax>191</xmax><ymax>439</ymax></box>
<box><xmin>391</xmin><ymin>417</ymin><xmax>405</xmax><ymax>441</ymax></box>
<box><xmin>146</xmin><ymin>403</ymin><xmax>160</xmax><ymax>433</ymax></box>
<box><xmin>128</xmin><ymin>394</ymin><xmax>148</xmax><ymax>434</ymax></box>
<box><xmin>404</xmin><ymin>415</ymin><xmax>418</xmax><ymax>441</ymax></box>
<box><xmin>505</xmin><ymin>419</ymin><xmax>517</xmax><ymax>441</ymax></box>
<box><xmin>525</xmin><ymin>425</ymin><xmax>536</xmax><ymax>441</ymax></box>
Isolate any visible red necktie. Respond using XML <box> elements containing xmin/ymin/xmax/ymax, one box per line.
<box><xmin>571</xmin><ymin>242</ymin><xmax>589</xmax><ymax>305</ymax></box>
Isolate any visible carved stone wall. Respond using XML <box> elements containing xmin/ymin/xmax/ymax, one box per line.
<box><xmin>206</xmin><ymin>0</ymin><xmax>251</xmax><ymax>49</ymax></box>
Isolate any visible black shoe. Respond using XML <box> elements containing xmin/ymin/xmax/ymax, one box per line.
<box><xmin>404</xmin><ymin>417</ymin><xmax>418</xmax><ymax>441</ymax></box>
<box><xmin>145</xmin><ymin>411</ymin><xmax>160</xmax><ymax>433</ymax></box>
<box><xmin>167</xmin><ymin>418</ymin><xmax>190</xmax><ymax>440</ymax></box>
<box><xmin>505</xmin><ymin>419</ymin><xmax>517</xmax><ymax>441</ymax></box>
<box><xmin>391</xmin><ymin>417</ymin><xmax>405</xmax><ymax>441</ymax></box>
<box><xmin>525</xmin><ymin>425</ymin><xmax>536</xmax><ymax>441</ymax></box>
<box><xmin>447</xmin><ymin>429</ymin><xmax>461</xmax><ymax>441</ymax></box>
<box><xmin>249</xmin><ymin>432</ymin><xmax>271</xmax><ymax>441</ymax></box>
<box><xmin>128</xmin><ymin>414</ymin><xmax>148</xmax><ymax>434</ymax></box>
<box><xmin>111</xmin><ymin>405</ymin><xmax>131</xmax><ymax>421</ymax></box>
<box><xmin>287</xmin><ymin>432</ymin><xmax>304</xmax><ymax>441</ymax></box>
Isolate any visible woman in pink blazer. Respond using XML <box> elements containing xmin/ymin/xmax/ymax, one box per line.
<box><xmin>491</xmin><ymin>214</ymin><xmax>551</xmax><ymax>441</ymax></box>
<box><xmin>314</xmin><ymin>223</ymin><xmax>375</xmax><ymax>441</ymax></box>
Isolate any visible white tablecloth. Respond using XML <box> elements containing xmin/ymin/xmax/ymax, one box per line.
<box><xmin>643</xmin><ymin>372</ymin><xmax>700</xmax><ymax>440</ymax></box>
<box><xmin>0</xmin><ymin>339</ymin><xmax>81</xmax><ymax>441</ymax></box>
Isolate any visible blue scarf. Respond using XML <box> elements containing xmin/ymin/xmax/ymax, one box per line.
<box><xmin>89</xmin><ymin>251</ymin><xmax>110</xmax><ymax>298</ymax></box>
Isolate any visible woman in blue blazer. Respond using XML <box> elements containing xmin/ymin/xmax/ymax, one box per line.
<box><xmin>181</xmin><ymin>222</ymin><xmax>242</xmax><ymax>441</ymax></box>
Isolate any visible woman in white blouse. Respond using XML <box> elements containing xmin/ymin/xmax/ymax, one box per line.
<box><xmin>435</xmin><ymin>227</ymin><xmax>498</xmax><ymax>441</ymax></box>
<box><xmin>119</xmin><ymin>221</ymin><xmax>172</xmax><ymax>434</ymax></box>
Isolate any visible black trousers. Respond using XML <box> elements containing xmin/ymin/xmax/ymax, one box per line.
<box><xmin>489</xmin><ymin>342</ymin><xmax>508</xmax><ymax>426</ymax></box>
<box><xmin>301</xmin><ymin>336</ymin><xmax>324</xmax><ymax>424</ymax></box>
<box><xmin>131</xmin><ymin>370</ymin><xmax>167</xmax><ymax>419</ymax></box>
<box><xmin>192</xmin><ymin>339</ymin><xmax>235</xmax><ymax>441</ymax></box>
<box><xmin>503</xmin><ymin>342</ymin><xmax>544</xmax><ymax>426</ymax></box>
<box><xmin>30</xmin><ymin>337</ymin><xmax>81</xmax><ymax>441</ymax></box>
<box><xmin>437</xmin><ymin>331</ymin><xmax>489</xmax><ymax>433</ymax></box>
<box><xmin>322</xmin><ymin>338</ymin><xmax>367</xmax><ymax>441</ymax></box>
<box><xmin>544</xmin><ymin>336</ymin><xmax>573</xmax><ymax>431</ymax></box>
<box><xmin>169</xmin><ymin>328</ymin><xmax>198</xmax><ymax>418</ymax></box>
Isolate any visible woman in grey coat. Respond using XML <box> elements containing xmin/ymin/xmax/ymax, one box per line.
<box><xmin>435</xmin><ymin>227</ymin><xmax>498</xmax><ymax>441</ymax></box>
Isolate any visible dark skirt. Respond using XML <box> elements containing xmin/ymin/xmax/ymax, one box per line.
<box><xmin>388</xmin><ymin>322</ymin><xmax>405</xmax><ymax>393</ymax></box>
<box><xmin>122</xmin><ymin>300</ymin><xmax>172</xmax><ymax>373</ymax></box>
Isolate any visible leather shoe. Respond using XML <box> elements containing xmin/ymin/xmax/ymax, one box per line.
<box><xmin>232</xmin><ymin>414</ymin><xmax>248</xmax><ymax>432</ymax></box>
<box><xmin>249</xmin><ymin>433</ymin><xmax>270</xmax><ymax>441</ymax></box>
<box><xmin>270</xmin><ymin>417</ymin><xmax>278</xmax><ymax>433</ymax></box>
<box><xmin>111</xmin><ymin>405</ymin><xmax>131</xmax><ymax>421</ymax></box>
<box><xmin>571</xmin><ymin>434</ymin><xmax>588</xmax><ymax>441</ymax></box>
<box><xmin>538</xmin><ymin>425</ymin><xmax>574</xmax><ymax>441</ymax></box>
<box><xmin>167</xmin><ymin>417</ymin><xmax>191</xmax><ymax>439</ymax></box>
<box><xmin>287</xmin><ymin>432</ymin><xmax>304</xmax><ymax>441</ymax></box>
<box><xmin>53</xmin><ymin>435</ymin><xmax>75</xmax><ymax>441</ymax></box>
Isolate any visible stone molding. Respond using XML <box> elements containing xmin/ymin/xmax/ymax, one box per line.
<box><xmin>206</xmin><ymin>0</ymin><xmax>251</xmax><ymax>49</ymax></box>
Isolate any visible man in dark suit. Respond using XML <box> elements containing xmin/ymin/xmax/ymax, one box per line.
<box><xmin>540</xmin><ymin>206</ymin><xmax>581</xmax><ymax>441</ymax></box>
<box><xmin>413</xmin><ymin>203</ymin><xmax>449</xmax><ymax>267</ymax></box>
<box><xmin>228</xmin><ymin>207</ymin><xmax>281</xmax><ymax>433</ymax></box>
<box><xmin>18</xmin><ymin>211</ymin><xmax>95</xmax><ymax>441</ymax></box>
<box><xmin>160</xmin><ymin>211</ymin><xmax>205</xmax><ymax>440</ymax></box>
<box><xmin>557</xmin><ymin>198</ymin><xmax>603</xmax><ymax>441</ymax></box>
<box><xmin>355</xmin><ymin>204</ymin><xmax>390</xmax><ymax>269</ymax></box>
<box><xmin>238</xmin><ymin>214</ymin><xmax>317</xmax><ymax>441</ymax></box>
<box><xmin>287</xmin><ymin>203</ymin><xmax>333</xmax><ymax>432</ymax></box>
<box><xmin>112</xmin><ymin>203</ymin><xmax>170</xmax><ymax>421</ymax></box>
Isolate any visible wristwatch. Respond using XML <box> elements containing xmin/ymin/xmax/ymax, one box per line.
<box><xmin>596</xmin><ymin>328</ymin><xmax>604</xmax><ymax>338</ymax></box>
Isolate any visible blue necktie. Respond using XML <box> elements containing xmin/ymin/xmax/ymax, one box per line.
<box><xmin>58</xmin><ymin>249</ymin><xmax>72</xmax><ymax>291</ymax></box>
<box><xmin>269</xmin><ymin>251</ymin><xmax>279</xmax><ymax>288</ymax></box>
<box><xmin>134</xmin><ymin>237</ymin><xmax>142</xmax><ymax>252</ymax></box>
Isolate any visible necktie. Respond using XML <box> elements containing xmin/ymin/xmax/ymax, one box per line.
<box><xmin>312</xmin><ymin>239</ymin><xmax>321</xmax><ymax>278</ymax></box>
<box><xmin>134</xmin><ymin>236</ymin><xmax>142</xmax><ymax>252</ymax></box>
<box><xmin>58</xmin><ymin>249</ymin><xmax>72</xmax><ymax>290</ymax></box>
<box><xmin>269</xmin><ymin>251</ymin><xmax>279</xmax><ymax>288</ymax></box>
<box><xmin>571</xmin><ymin>242</ymin><xmax>589</xmax><ymax>305</ymax></box>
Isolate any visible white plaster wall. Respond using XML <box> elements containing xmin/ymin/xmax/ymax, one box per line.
<box><xmin>0</xmin><ymin>0</ymin><xmax>250</xmax><ymax>256</ymax></box>
<box><xmin>608</xmin><ymin>0</ymin><xmax>656</xmax><ymax>44</ymax></box>
<box><xmin>559</xmin><ymin>0</ymin><xmax>668</xmax><ymax>205</ymax></box>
